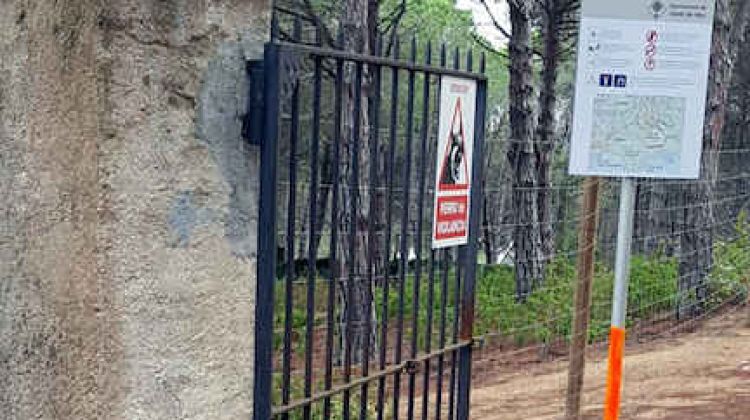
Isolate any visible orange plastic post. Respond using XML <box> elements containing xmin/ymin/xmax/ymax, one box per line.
<box><xmin>604</xmin><ymin>326</ymin><xmax>626</xmax><ymax>420</ymax></box>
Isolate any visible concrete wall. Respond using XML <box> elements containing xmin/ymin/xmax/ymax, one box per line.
<box><xmin>0</xmin><ymin>1</ymin><xmax>269</xmax><ymax>418</ymax></box>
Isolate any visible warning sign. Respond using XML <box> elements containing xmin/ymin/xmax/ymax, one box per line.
<box><xmin>432</xmin><ymin>76</ymin><xmax>477</xmax><ymax>249</ymax></box>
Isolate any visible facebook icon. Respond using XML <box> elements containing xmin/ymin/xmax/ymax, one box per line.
<box><xmin>599</xmin><ymin>73</ymin><xmax>613</xmax><ymax>87</ymax></box>
<box><xmin>614</xmin><ymin>74</ymin><xmax>628</xmax><ymax>88</ymax></box>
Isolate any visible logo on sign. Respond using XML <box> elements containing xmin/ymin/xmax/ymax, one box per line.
<box><xmin>614</xmin><ymin>74</ymin><xmax>628</xmax><ymax>88</ymax></box>
<box><xmin>646</xmin><ymin>0</ymin><xmax>668</xmax><ymax>19</ymax></box>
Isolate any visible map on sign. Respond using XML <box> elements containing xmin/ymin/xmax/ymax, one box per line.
<box><xmin>589</xmin><ymin>95</ymin><xmax>686</xmax><ymax>174</ymax></box>
<box><xmin>569</xmin><ymin>0</ymin><xmax>715</xmax><ymax>179</ymax></box>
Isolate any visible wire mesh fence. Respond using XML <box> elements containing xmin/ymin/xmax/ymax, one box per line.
<box><xmin>465</xmin><ymin>140</ymin><xmax>750</xmax><ymax>417</ymax></box>
<box><xmin>267</xmin><ymin>122</ymin><xmax>749</xmax><ymax>418</ymax></box>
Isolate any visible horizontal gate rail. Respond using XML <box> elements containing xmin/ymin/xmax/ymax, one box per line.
<box><xmin>272</xmin><ymin>340</ymin><xmax>473</xmax><ymax>416</ymax></box>
<box><xmin>272</xmin><ymin>41</ymin><xmax>487</xmax><ymax>82</ymax></box>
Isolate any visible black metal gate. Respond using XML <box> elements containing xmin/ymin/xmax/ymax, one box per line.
<box><xmin>251</xmin><ymin>15</ymin><xmax>487</xmax><ymax>420</ymax></box>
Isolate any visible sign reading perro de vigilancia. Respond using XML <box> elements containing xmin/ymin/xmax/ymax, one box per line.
<box><xmin>433</xmin><ymin>76</ymin><xmax>476</xmax><ymax>249</ymax></box>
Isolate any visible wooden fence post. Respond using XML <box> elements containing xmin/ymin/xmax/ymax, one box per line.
<box><xmin>564</xmin><ymin>177</ymin><xmax>601</xmax><ymax>420</ymax></box>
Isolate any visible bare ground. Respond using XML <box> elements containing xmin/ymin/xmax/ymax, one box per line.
<box><xmin>468</xmin><ymin>309</ymin><xmax>750</xmax><ymax>419</ymax></box>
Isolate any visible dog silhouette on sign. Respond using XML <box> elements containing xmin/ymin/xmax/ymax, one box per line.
<box><xmin>439</xmin><ymin>98</ymin><xmax>468</xmax><ymax>189</ymax></box>
<box><xmin>441</xmin><ymin>131</ymin><xmax>465</xmax><ymax>185</ymax></box>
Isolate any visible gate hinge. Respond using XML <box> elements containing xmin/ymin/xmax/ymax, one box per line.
<box><xmin>242</xmin><ymin>59</ymin><xmax>265</xmax><ymax>146</ymax></box>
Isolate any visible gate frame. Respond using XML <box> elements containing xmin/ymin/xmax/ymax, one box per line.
<box><xmin>251</xmin><ymin>30</ymin><xmax>487</xmax><ymax>420</ymax></box>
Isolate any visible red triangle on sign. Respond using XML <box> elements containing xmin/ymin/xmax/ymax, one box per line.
<box><xmin>438</xmin><ymin>98</ymin><xmax>469</xmax><ymax>191</ymax></box>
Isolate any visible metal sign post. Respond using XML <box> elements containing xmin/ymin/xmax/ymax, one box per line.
<box><xmin>604</xmin><ymin>177</ymin><xmax>636</xmax><ymax>419</ymax></box>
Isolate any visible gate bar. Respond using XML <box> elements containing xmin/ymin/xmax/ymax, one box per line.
<box><xmin>272</xmin><ymin>340</ymin><xmax>473</xmax><ymax>416</ymax></box>
<box><xmin>323</xmin><ymin>41</ymin><xmax>346</xmax><ymax>419</ymax></box>
<box><xmin>253</xmin><ymin>42</ymin><xmax>281</xmax><ymax>420</ymax></box>
<box><xmin>281</xmin><ymin>20</ymin><xmax>302</xmax><ymax>420</ymax></box>
<box><xmin>434</xmin><ymin>43</ymin><xmax>449</xmax><ymax>420</ymax></box>
<box><xmin>375</xmin><ymin>37</ymin><xmax>400</xmax><ymax>420</ymax></box>
<box><xmin>447</xmin><ymin>46</ymin><xmax>462</xmax><ymax>420</ymax></box>
<box><xmin>456</xmin><ymin>52</ymin><xmax>487</xmax><ymax>420</ymax></box>
<box><xmin>392</xmin><ymin>36</ymin><xmax>418</xmax><ymax>418</ymax></box>
<box><xmin>273</xmin><ymin>41</ymin><xmax>487</xmax><ymax>81</ymax></box>
<box><xmin>302</xmin><ymin>25</ymin><xmax>323</xmax><ymax>420</ymax></box>
<box><xmin>408</xmin><ymin>40</ymin><xmax>432</xmax><ymax>419</ymax></box>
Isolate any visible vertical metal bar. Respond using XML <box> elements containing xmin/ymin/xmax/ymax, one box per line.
<box><xmin>421</xmin><ymin>247</ymin><xmax>436</xmax><ymax>420</ymax></box>
<box><xmin>393</xmin><ymin>37</ymin><xmax>417</xmax><ymax>419</ymax></box>
<box><xmin>376</xmin><ymin>37</ymin><xmax>400</xmax><ymax>420</ymax></box>
<box><xmin>281</xmin><ymin>22</ymin><xmax>303</xmax><ymax>420</ymax></box>
<box><xmin>408</xmin><ymin>39</ymin><xmax>431</xmax><ymax>419</ymax></box>
<box><xmin>434</xmin><ymin>44</ymin><xmax>448</xmax><ymax>420</ymax></box>
<box><xmin>447</xmin><ymin>248</ymin><xmax>462</xmax><ymax>420</ymax></box>
<box><xmin>360</xmin><ymin>36</ymin><xmax>383</xmax><ymax>420</ymax></box>
<box><xmin>303</xmin><ymin>28</ymin><xmax>323</xmax><ymax>420</ymax></box>
<box><xmin>343</xmin><ymin>59</ymin><xmax>364</xmax><ymax>420</ymax></box>
<box><xmin>435</xmin><ymin>250</ymin><xmax>450</xmax><ymax>420</ymax></box>
<box><xmin>253</xmin><ymin>42</ymin><xmax>280</xmax><ymax>420</ymax></box>
<box><xmin>447</xmin><ymin>47</ymin><xmax>461</xmax><ymax>420</ymax></box>
<box><xmin>413</xmin><ymin>40</ymin><xmax>433</xmax><ymax>420</ymax></box>
<box><xmin>611</xmin><ymin>178</ymin><xmax>636</xmax><ymax>329</ymax></box>
<box><xmin>603</xmin><ymin>178</ymin><xmax>636</xmax><ymax>420</ymax></box>
<box><xmin>323</xmin><ymin>42</ymin><xmax>345</xmax><ymax>419</ymax></box>
<box><xmin>456</xmin><ymin>51</ymin><xmax>485</xmax><ymax>420</ymax></box>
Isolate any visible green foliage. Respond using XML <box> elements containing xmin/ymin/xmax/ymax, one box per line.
<box><xmin>273</xmin><ymin>281</ymin><xmax>328</xmax><ymax>354</ymax></box>
<box><xmin>373</xmin><ymin>271</ymin><xmax>461</xmax><ymax>349</ymax></box>
<box><xmin>708</xmin><ymin>211</ymin><xmax>750</xmax><ymax>305</ymax></box>
<box><xmin>628</xmin><ymin>254</ymin><xmax>678</xmax><ymax>319</ymax></box>
<box><xmin>272</xmin><ymin>228</ymin><xmax>750</xmax><ymax>356</ymax></box>
<box><xmin>273</xmin><ymin>228</ymin><xmax>749</xmax><ymax>353</ymax></box>
<box><xmin>380</xmin><ymin>0</ymin><xmax>509</xmax><ymax>109</ymax></box>
<box><xmin>372</xmin><ymin>252</ymin><xmax>686</xmax><ymax>349</ymax></box>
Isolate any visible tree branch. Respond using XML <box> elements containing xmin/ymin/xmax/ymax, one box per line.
<box><xmin>479</xmin><ymin>0</ymin><xmax>513</xmax><ymax>40</ymax></box>
<box><xmin>472</xmin><ymin>32</ymin><xmax>509</xmax><ymax>59</ymax></box>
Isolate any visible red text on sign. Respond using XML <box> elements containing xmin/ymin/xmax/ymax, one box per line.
<box><xmin>435</xmin><ymin>195</ymin><xmax>469</xmax><ymax>241</ymax></box>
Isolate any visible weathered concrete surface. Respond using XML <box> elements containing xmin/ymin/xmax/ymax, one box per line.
<box><xmin>0</xmin><ymin>1</ymin><xmax>268</xmax><ymax>419</ymax></box>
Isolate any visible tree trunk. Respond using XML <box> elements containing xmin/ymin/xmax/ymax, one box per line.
<box><xmin>337</xmin><ymin>0</ymin><xmax>378</xmax><ymax>365</ymax></box>
<box><xmin>482</xmin><ymin>146</ymin><xmax>495</xmax><ymax>263</ymax></box>
<box><xmin>312</xmin><ymin>142</ymin><xmax>332</xmax><ymax>262</ymax></box>
<box><xmin>535</xmin><ymin>0</ymin><xmax>564</xmax><ymax>265</ymax></box>
<box><xmin>678</xmin><ymin>0</ymin><xmax>750</xmax><ymax>318</ymax></box>
<box><xmin>646</xmin><ymin>180</ymin><xmax>674</xmax><ymax>255</ymax></box>
<box><xmin>508</xmin><ymin>0</ymin><xmax>545</xmax><ymax>301</ymax></box>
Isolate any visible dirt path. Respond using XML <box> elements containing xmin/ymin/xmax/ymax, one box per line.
<box><xmin>469</xmin><ymin>310</ymin><xmax>750</xmax><ymax>419</ymax></box>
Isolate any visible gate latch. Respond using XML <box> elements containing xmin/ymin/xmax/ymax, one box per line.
<box><xmin>404</xmin><ymin>360</ymin><xmax>420</xmax><ymax>375</ymax></box>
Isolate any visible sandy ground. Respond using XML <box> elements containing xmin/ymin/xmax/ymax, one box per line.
<box><xmin>467</xmin><ymin>309</ymin><xmax>750</xmax><ymax>419</ymax></box>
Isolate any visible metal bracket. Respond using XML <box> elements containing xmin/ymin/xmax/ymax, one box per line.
<box><xmin>242</xmin><ymin>59</ymin><xmax>265</xmax><ymax>146</ymax></box>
